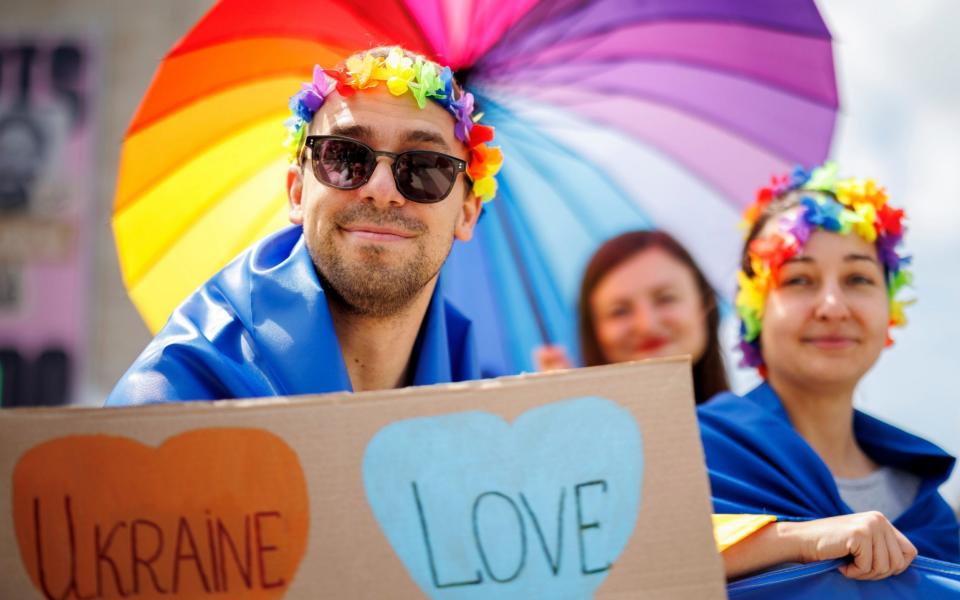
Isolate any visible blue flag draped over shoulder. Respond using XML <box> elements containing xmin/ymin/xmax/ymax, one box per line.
<box><xmin>699</xmin><ymin>382</ymin><xmax>960</xmax><ymax>598</ymax></box>
<box><xmin>107</xmin><ymin>226</ymin><xmax>480</xmax><ymax>405</ymax></box>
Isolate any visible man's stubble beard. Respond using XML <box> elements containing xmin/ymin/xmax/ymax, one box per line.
<box><xmin>308</xmin><ymin>203</ymin><xmax>454</xmax><ymax>318</ymax></box>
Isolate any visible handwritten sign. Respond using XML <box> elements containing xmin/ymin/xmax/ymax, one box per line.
<box><xmin>11</xmin><ymin>429</ymin><xmax>308</xmax><ymax>598</ymax></box>
<box><xmin>363</xmin><ymin>397</ymin><xmax>642</xmax><ymax>598</ymax></box>
<box><xmin>0</xmin><ymin>359</ymin><xmax>725</xmax><ymax>598</ymax></box>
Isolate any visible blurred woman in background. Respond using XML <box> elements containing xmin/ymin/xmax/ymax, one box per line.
<box><xmin>535</xmin><ymin>230</ymin><xmax>728</xmax><ymax>404</ymax></box>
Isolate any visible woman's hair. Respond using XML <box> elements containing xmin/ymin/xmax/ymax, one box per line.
<box><xmin>577</xmin><ymin>230</ymin><xmax>729</xmax><ymax>404</ymax></box>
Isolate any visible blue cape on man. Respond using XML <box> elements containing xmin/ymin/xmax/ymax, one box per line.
<box><xmin>699</xmin><ymin>382</ymin><xmax>960</xmax><ymax>597</ymax></box>
<box><xmin>107</xmin><ymin>225</ymin><xmax>480</xmax><ymax>405</ymax></box>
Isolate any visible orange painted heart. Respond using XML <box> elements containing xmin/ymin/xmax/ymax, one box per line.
<box><xmin>12</xmin><ymin>428</ymin><xmax>309</xmax><ymax>599</ymax></box>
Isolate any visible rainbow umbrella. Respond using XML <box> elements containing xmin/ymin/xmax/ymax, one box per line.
<box><xmin>114</xmin><ymin>0</ymin><xmax>837</xmax><ymax>376</ymax></box>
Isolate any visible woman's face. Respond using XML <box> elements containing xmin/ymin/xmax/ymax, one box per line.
<box><xmin>760</xmin><ymin>225</ymin><xmax>890</xmax><ymax>390</ymax></box>
<box><xmin>590</xmin><ymin>247</ymin><xmax>709</xmax><ymax>364</ymax></box>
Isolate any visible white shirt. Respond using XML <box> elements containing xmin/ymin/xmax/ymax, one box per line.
<box><xmin>835</xmin><ymin>466</ymin><xmax>921</xmax><ymax>521</ymax></box>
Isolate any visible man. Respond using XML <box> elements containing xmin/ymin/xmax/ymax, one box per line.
<box><xmin>107</xmin><ymin>47</ymin><xmax>502</xmax><ymax>404</ymax></box>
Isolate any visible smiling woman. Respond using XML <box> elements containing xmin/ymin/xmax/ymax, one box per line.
<box><xmin>759</xmin><ymin>225</ymin><xmax>890</xmax><ymax>393</ymax></box>
<box><xmin>699</xmin><ymin>163</ymin><xmax>960</xmax><ymax>579</ymax></box>
<box><xmin>534</xmin><ymin>230</ymin><xmax>729</xmax><ymax>404</ymax></box>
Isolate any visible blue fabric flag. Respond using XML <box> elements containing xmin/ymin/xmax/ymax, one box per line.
<box><xmin>728</xmin><ymin>557</ymin><xmax>960</xmax><ymax>599</ymax></box>
<box><xmin>107</xmin><ymin>225</ymin><xmax>480</xmax><ymax>404</ymax></box>
<box><xmin>699</xmin><ymin>382</ymin><xmax>960</xmax><ymax>597</ymax></box>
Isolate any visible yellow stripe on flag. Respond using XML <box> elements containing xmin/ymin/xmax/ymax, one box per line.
<box><xmin>712</xmin><ymin>514</ymin><xmax>778</xmax><ymax>552</ymax></box>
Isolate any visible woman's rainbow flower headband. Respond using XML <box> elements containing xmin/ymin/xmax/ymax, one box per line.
<box><xmin>735</xmin><ymin>162</ymin><xmax>912</xmax><ymax>370</ymax></box>
<box><xmin>284</xmin><ymin>47</ymin><xmax>503</xmax><ymax>202</ymax></box>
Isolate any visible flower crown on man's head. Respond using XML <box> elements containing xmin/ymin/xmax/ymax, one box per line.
<box><xmin>284</xmin><ymin>47</ymin><xmax>503</xmax><ymax>202</ymax></box>
<box><xmin>735</xmin><ymin>162</ymin><xmax>912</xmax><ymax>372</ymax></box>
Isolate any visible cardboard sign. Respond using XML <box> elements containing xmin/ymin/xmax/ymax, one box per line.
<box><xmin>0</xmin><ymin>358</ymin><xmax>726</xmax><ymax>599</ymax></box>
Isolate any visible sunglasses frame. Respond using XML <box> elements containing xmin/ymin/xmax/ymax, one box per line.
<box><xmin>301</xmin><ymin>135</ymin><xmax>468</xmax><ymax>203</ymax></box>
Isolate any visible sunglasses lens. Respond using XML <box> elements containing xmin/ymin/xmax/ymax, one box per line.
<box><xmin>308</xmin><ymin>137</ymin><xmax>461</xmax><ymax>203</ymax></box>
<box><xmin>396</xmin><ymin>152</ymin><xmax>458</xmax><ymax>203</ymax></box>
<box><xmin>314</xmin><ymin>138</ymin><xmax>373</xmax><ymax>189</ymax></box>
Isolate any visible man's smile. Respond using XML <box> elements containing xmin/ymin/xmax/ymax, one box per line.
<box><xmin>339</xmin><ymin>223</ymin><xmax>418</xmax><ymax>242</ymax></box>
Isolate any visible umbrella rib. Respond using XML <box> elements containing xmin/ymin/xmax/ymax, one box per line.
<box><xmin>167</xmin><ymin>32</ymin><xmax>353</xmax><ymax>62</ymax></box>
<box><xmin>117</xmin><ymin>154</ymin><xmax>287</xmax><ymax>290</ymax></box>
<box><xmin>478</xmin><ymin>89</ymin><xmax>831</xmax><ymax>202</ymax></box>
<box><xmin>493</xmin><ymin>108</ymin><xmax>743</xmax><ymax>334</ymax></box>
<box><xmin>127</xmin><ymin>65</ymin><xmax>322</xmax><ymax>137</ymax></box>
<box><xmin>480</xmin><ymin>96</ymin><xmax>651</xmax><ymax>228</ymax></box>
<box><xmin>494</xmin><ymin>80</ymin><xmax>833</xmax><ymax>166</ymax></box>
<box><xmin>472</xmin><ymin>220</ymin><xmax>528</xmax><ymax>375</ymax></box>
<box><xmin>166</xmin><ymin>0</ymin><xmax>414</xmax><ymax>62</ymax></box>
<box><xmin>227</xmin><ymin>188</ymin><xmax>290</xmax><ymax>267</ymax></box>
<box><xmin>478</xmin><ymin>14</ymin><xmax>832</xmax><ymax>76</ymax></box>
<box><xmin>393</xmin><ymin>0</ymin><xmax>440</xmax><ymax>57</ymax></box>
<box><xmin>490</xmin><ymin>94</ymin><xmax>748</xmax><ymax>229</ymax></box>
<box><xmin>492</xmin><ymin>192</ymin><xmax>552</xmax><ymax>347</ymax></box>
<box><xmin>334</xmin><ymin>0</ymin><xmax>435</xmax><ymax>56</ymax></box>
<box><xmin>117</xmin><ymin>110</ymin><xmax>287</xmax><ymax>220</ymax></box>
<box><xmin>480</xmin><ymin>99</ymin><xmax>662</xmax><ymax>355</ymax></box>
<box><xmin>479</xmin><ymin>54</ymin><xmax>838</xmax><ymax>110</ymax></box>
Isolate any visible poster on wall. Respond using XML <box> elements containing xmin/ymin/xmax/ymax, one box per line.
<box><xmin>0</xmin><ymin>35</ymin><xmax>97</xmax><ymax>407</ymax></box>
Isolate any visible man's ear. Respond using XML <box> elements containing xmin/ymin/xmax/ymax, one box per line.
<box><xmin>454</xmin><ymin>191</ymin><xmax>483</xmax><ymax>242</ymax></box>
<box><xmin>287</xmin><ymin>165</ymin><xmax>304</xmax><ymax>225</ymax></box>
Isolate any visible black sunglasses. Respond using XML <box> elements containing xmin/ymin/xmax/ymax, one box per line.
<box><xmin>301</xmin><ymin>135</ymin><xmax>467</xmax><ymax>203</ymax></box>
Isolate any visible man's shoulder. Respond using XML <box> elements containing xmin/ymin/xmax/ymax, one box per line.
<box><xmin>144</xmin><ymin>225</ymin><xmax>309</xmax><ymax>361</ymax></box>
<box><xmin>209</xmin><ymin>225</ymin><xmax>306</xmax><ymax>314</ymax></box>
<box><xmin>105</xmin><ymin>307</ymin><xmax>262</xmax><ymax>405</ymax></box>
<box><xmin>106</xmin><ymin>227</ymin><xmax>315</xmax><ymax>405</ymax></box>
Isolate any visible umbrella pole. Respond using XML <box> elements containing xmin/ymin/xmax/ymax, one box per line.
<box><xmin>491</xmin><ymin>197</ymin><xmax>553</xmax><ymax>347</ymax></box>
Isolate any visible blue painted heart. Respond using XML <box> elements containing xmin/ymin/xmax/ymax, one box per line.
<box><xmin>363</xmin><ymin>396</ymin><xmax>643</xmax><ymax>599</ymax></box>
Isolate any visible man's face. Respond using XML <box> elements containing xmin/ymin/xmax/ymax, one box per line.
<box><xmin>287</xmin><ymin>86</ymin><xmax>482</xmax><ymax>317</ymax></box>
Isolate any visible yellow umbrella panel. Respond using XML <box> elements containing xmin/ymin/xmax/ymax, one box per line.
<box><xmin>114</xmin><ymin>77</ymin><xmax>300</xmax><ymax>332</ymax></box>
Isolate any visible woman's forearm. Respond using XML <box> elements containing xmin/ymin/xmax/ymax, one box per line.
<box><xmin>721</xmin><ymin>513</ymin><xmax>918</xmax><ymax>581</ymax></box>
<box><xmin>722</xmin><ymin>521</ymin><xmax>801</xmax><ymax>579</ymax></box>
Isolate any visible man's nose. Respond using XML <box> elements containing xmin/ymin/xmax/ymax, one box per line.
<box><xmin>360</xmin><ymin>157</ymin><xmax>405</xmax><ymax>207</ymax></box>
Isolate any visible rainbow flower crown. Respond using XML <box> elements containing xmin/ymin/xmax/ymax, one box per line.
<box><xmin>736</xmin><ymin>162</ymin><xmax>912</xmax><ymax>370</ymax></box>
<box><xmin>284</xmin><ymin>47</ymin><xmax>503</xmax><ymax>202</ymax></box>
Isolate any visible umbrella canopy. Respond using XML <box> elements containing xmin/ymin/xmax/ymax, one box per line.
<box><xmin>114</xmin><ymin>0</ymin><xmax>837</xmax><ymax>376</ymax></box>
